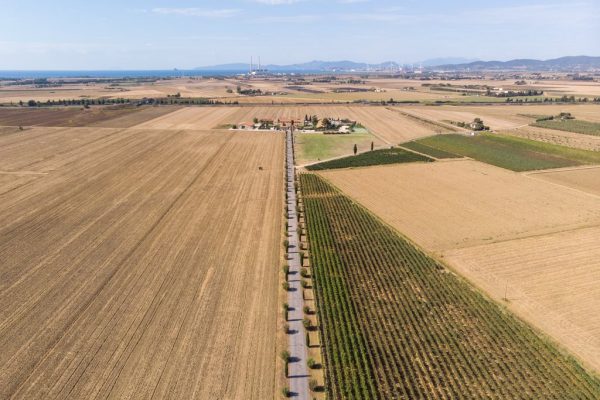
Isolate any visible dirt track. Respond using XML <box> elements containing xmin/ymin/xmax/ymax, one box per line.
<box><xmin>0</xmin><ymin>125</ymin><xmax>284</xmax><ymax>399</ymax></box>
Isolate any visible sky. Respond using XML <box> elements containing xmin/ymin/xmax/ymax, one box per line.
<box><xmin>0</xmin><ymin>0</ymin><xmax>599</xmax><ymax>70</ymax></box>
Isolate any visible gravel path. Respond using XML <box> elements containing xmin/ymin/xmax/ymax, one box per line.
<box><xmin>285</xmin><ymin>129</ymin><xmax>311</xmax><ymax>399</ymax></box>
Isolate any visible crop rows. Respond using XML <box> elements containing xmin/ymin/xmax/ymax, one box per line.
<box><xmin>533</xmin><ymin>119</ymin><xmax>600</xmax><ymax>136</ymax></box>
<box><xmin>300</xmin><ymin>173</ymin><xmax>600</xmax><ymax>399</ymax></box>
<box><xmin>400</xmin><ymin>141</ymin><xmax>461</xmax><ymax>159</ymax></box>
<box><xmin>415</xmin><ymin>133</ymin><xmax>600</xmax><ymax>171</ymax></box>
<box><xmin>305</xmin><ymin>147</ymin><xmax>431</xmax><ymax>171</ymax></box>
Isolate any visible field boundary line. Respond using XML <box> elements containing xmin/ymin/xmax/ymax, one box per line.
<box><xmin>522</xmin><ymin>164</ymin><xmax>600</xmax><ymax>175</ymax></box>
<box><xmin>309</xmin><ymin>171</ymin><xmax>600</xmax><ymax>386</ymax></box>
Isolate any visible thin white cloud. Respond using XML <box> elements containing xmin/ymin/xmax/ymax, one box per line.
<box><xmin>339</xmin><ymin>2</ymin><xmax>599</xmax><ymax>25</ymax></box>
<box><xmin>251</xmin><ymin>0</ymin><xmax>303</xmax><ymax>4</ymax></box>
<box><xmin>254</xmin><ymin>14</ymin><xmax>321</xmax><ymax>23</ymax></box>
<box><xmin>338</xmin><ymin>0</ymin><xmax>370</xmax><ymax>3</ymax></box>
<box><xmin>151</xmin><ymin>8</ymin><xmax>241</xmax><ymax>18</ymax></box>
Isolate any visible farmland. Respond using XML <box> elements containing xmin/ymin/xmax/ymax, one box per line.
<box><xmin>305</xmin><ymin>147</ymin><xmax>432</xmax><ymax>171</ymax></box>
<box><xmin>533</xmin><ymin>118</ymin><xmax>600</xmax><ymax>136</ymax></box>
<box><xmin>319</xmin><ymin>160</ymin><xmax>600</xmax><ymax>252</ymax></box>
<box><xmin>0</xmin><ymin>111</ymin><xmax>284</xmax><ymax>399</ymax></box>
<box><xmin>295</xmin><ymin>130</ymin><xmax>384</xmax><ymax>165</ymax></box>
<box><xmin>400</xmin><ymin>140</ymin><xmax>462</xmax><ymax>159</ymax></box>
<box><xmin>1</xmin><ymin>93</ymin><xmax>600</xmax><ymax>400</ymax></box>
<box><xmin>0</xmin><ymin>105</ymin><xmax>177</xmax><ymax>127</ymax></box>
<box><xmin>413</xmin><ymin>133</ymin><xmax>600</xmax><ymax>171</ymax></box>
<box><xmin>300</xmin><ymin>173</ymin><xmax>600</xmax><ymax>399</ymax></box>
<box><xmin>401</xmin><ymin>104</ymin><xmax>600</xmax><ymax>131</ymax></box>
<box><xmin>444</xmin><ymin>225</ymin><xmax>600</xmax><ymax>373</ymax></box>
<box><xmin>500</xmin><ymin>125</ymin><xmax>600</xmax><ymax>151</ymax></box>
<box><xmin>528</xmin><ymin>166</ymin><xmax>600</xmax><ymax>197</ymax></box>
<box><xmin>318</xmin><ymin>159</ymin><xmax>600</xmax><ymax>379</ymax></box>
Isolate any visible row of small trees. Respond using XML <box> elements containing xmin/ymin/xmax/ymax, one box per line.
<box><xmin>506</xmin><ymin>96</ymin><xmax>600</xmax><ymax>103</ymax></box>
<box><xmin>13</xmin><ymin>97</ymin><xmax>239</xmax><ymax>108</ymax></box>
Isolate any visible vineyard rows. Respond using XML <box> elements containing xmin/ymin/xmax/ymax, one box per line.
<box><xmin>300</xmin><ymin>173</ymin><xmax>600</xmax><ymax>399</ymax></box>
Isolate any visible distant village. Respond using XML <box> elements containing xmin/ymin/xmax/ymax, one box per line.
<box><xmin>232</xmin><ymin>115</ymin><xmax>361</xmax><ymax>134</ymax></box>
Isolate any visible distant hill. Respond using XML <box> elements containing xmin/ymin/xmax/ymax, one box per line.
<box><xmin>419</xmin><ymin>57</ymin><xmax>479</xmax><ymax>67</ymax></box>
<box><xmin>195</xmin><ymin>60</ymin><xmax>400</xmax><ymax>72</ymax></box>
<box><xmin>195</xmin><ymin>56</ymin><xmax>600</xmax><ymax>72</ymax></box>
<box><xmin>434</xmin><ymin>56</ymin><xmax>600</xmax><ymax>71</ymax></box>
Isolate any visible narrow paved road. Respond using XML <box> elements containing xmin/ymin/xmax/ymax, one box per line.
<box><xmin>285</xmin><ymin>129</ymin><xmax>311</xmax><ymax>399</ymax></box>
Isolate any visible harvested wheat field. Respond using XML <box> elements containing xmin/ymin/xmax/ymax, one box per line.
<box><xmin>132</xmin><ymin>106</ymin><xmax>241</xmax><ymax>130</ymax></box>
<box><xmin>319</xmin><ymin>160</ymin><xmax>600</xmax><ymax>252</ymax></box>
<box><xmin>528</xmin><ymin>166</ymin><xmax>600</xmax><ymax>197</ymax></box>
<box><xmin>0</xmin><ymin>106</ymin><xmax>177</xmax><ymax>128</ymax></box>
<box><xmin>0</xmin><ymin>127</ymin><xmax>284</xmax><ymax>399</ymax></box>
<box><xmin>444</xmin><ymin>225</ymin><xmax>600</xmax><ymax>372</ymax></box>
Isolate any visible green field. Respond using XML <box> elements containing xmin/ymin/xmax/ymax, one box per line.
<box><xmin>300</xmin><ymin>173</ymin><xmax>600</xmax><ymax>400</ymax></box>
<box><xmin>295</xmin><ymin>131</ymin><xmax>377</xmax><ymax>165</ymax></box>
<box><xmin>305</xmin><ymin>147</ymin><xmax>432</xmax><ymax>171</ymax></box>
<box><xmin>400</xmin><ymin>140</ymin><xmax>462</xmax><ymax>159</ymax></box>
<box><xmin>533</xmin><ymin>119</ymin><xmax>600</xmax><ymax>136</ymax></box>
<box><xmin>414</xmin><ymin>133</ymin><xmax>600</xmax><ymax>171</ymax></box>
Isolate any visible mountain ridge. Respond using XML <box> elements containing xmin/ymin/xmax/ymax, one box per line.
<box><xmin>195</xmin><ymin>56</ymin><xmax>600</xmax><ymax>72</ymax></box>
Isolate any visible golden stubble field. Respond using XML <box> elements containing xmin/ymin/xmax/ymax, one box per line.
<box><xmin>0</xmin><ymin>109</ymin><xmax>284</xmax><ymax>399</ymax></box>
<box><xmin>320</xmin><ymin>160</ymin><xmax>600</xmax><ymax>373</ymax></box>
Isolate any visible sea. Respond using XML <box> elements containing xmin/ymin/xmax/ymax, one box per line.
<box><xmin>0</xmin><ymin>70</ymin><xmax>331</xmax><ymax>79</ymax></box>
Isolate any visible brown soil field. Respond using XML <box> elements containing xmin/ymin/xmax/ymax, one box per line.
<box><xmin>0</xmin><ymin>127</ymin><xmax>284</xmax><ymax>399</ymax></box>
<box><xmin>319</xmin><ymin>160</ymin><xmax>600</xmax><ymax>252</ymax></box>
<box><xmin>527</xmin><ymin>166</ymin><xmax>600</xmax><ymax>196</ymax></box>
<box><xmin>0</xmin><ymin>106</ymin><xmax>177</xmax><ymax>128</ymax></box>
<box><xmin>444</xmin><ymin>225</ymin><xmax>600</xmax><ymax>372</ymax></box>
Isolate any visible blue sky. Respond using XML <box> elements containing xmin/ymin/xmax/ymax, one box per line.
<box><xmin>0</xmin><ymin>0</ymin><xmax>599</xmax><ymax>69</ymax></box>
